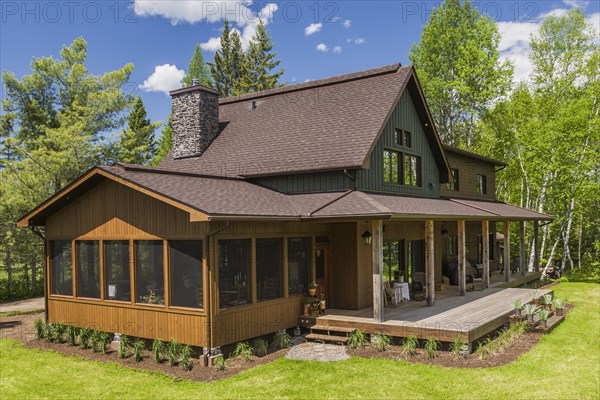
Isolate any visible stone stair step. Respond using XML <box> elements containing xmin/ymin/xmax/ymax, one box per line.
<box><xmin>310</xmin><ymin>325</ymin><xmax>354</xmax><ymax>334</ymax></box>
<box><xmin>306</xmin><ymin>333</ymin><xmax>350</xmax><ymax>344</ymax></box>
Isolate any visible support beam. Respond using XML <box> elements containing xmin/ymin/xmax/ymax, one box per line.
<box><xmin>519</xmin><ymin>221</ymin><xmax>526</xmax><ymax>276</ymax></box>
<box><xmin>533</xmin><ymin>221</ymin><xmax>540</xmax><ymax>272</ymax></box>
<box><xmin>482</xmin><ymin>220</ymin><xmax>490</xmax><ymax>289</ymax></box>
<box><xmin>372</xmin><ymin>220</ymin><xmax>384</xmax><ymax>323</ymax></box>
<box><xmin>457</xmin><ymin>220</ymin><xmax>466</xmax><ymax>296</ymax></box>
<box><xmin>425</xmin><ymin>220</ymin><xmax>435</xmax><ymax>306</ymax></box>
<box><xmin>503</xmin><ymin>221</ymin><xmax>511</xmax><ymax>282</ymax></box>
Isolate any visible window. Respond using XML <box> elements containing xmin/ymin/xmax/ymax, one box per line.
<box><xmin>256</xmin><ymin>238</ymin><xmax>283</xmax><ymax>301</ymax></box>
<box><xmin>170</xmin><ymin>241</ymin><xmax>203</xmax><ymax>308</ymax></box>
<box><xmin>50</xmin><ymin>241</ymin><xmax>72</xmax><ymax>296</ymax></box>
<box><xmin>476</xmin><ymin>174</ymin><xmax>487</xmax><ymax>194</ymax></box>
<box><xmin>403</xmin><ymin>130</ymin><xmax>412</xmax><ymax>148</ymax></box>
<box><xmin>447</xmin><ymin>168</ymin><xmax>459</xmax><ymax>191</ymax></box>
<box><xmin>394</xmin><ymin>128</ymin><xmax>402</xmax><ymax>145</ymax></box>
<box><xmin>383</xmin><ymin>240</ymin><xmax>404</xmax><ymax>282</ymax></box>
<box><xmin>104</xmin><ymin>240</ymin><xmax>130</xmax><ymax>301</ymax></box>
<box><xmin>447</xmin><ymin>235</ymin><xmax>458</xmax><ymax>257</ymax></box>
<box><xmin>383</xmin><ymin>150</ymin><xmax>400</xmax><ymax>184</ymax></box>
<box><xmin>394</xmin><ymin>129</ymin><xmax>412</xmax><ymax>148</ymax></box>
<box><xmin>218</xmin><ymin>239</ymin><xmax>250</xmax><ymax>308</ymax></box>
<box><xmin>135</xmin><ymin>240</ymin><xmax>164</xmax><ymax>305</ymax></box>
<box><xmin>76</xmin><ymin>241</ymin><xmax>100</xmax><ymax>299</ymax></box>
<box><xmin>403</xmin><ymin>154</ymin><xmax>421</xmax><ymax>186</ymax></box>
<box><xmin>288</xmin><ymin>237</ymin><xmax>311</xmax><ymax>296</ymax></box>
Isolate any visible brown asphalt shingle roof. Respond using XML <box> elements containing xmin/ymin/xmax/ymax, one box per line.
<box><xmin>159</xmin><ymin>64</ymin><xmax>413</xmax><ymax>177</ymax></box>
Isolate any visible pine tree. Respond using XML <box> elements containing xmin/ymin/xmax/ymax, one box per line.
<box><xmin>182</xmin><ymin>44</ymin><xmax>212</xmax><ymax>87</ymax></box>
<box><xmin>152</xmin><ymin>115</ymin><xmax>172</xmax><ymax>166</ymax></box>
<box><xmin>209</xmin><ymin>20</ymin><xmax>244</xmax><ymax>97</ymax></box>
<box><xmin>118</xmin><ymin>97</ymin><xmax>160</xmax><ymax>165</ymax></box>
<box><xmin>238</xmin><ymin>20</ymin><xmax>284</xmax><ymax>93</ymax></box>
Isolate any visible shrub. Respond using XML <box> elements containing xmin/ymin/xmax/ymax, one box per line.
<box><xmin>119</xmin><ymin>335</ymin><xmax>130</xmax><ymax>358</ymax></box>
<box><xmin>231</xmin><ymin>342</ymin><xmax>254</xmax><ymax>361</ymax></box>
<box><xmin>348</xmin><ymin>329</ymin><xmax>368</xmax><ymax>349</ymax></box>
<box><xmin>180</xmin><ymin>345</ymin><xmax>193</xmax><ymax>371</ymax></box>
<box><xmin>252</xmin><ymin>338</ymin><xmax>268</xmax><ymax>357</ymax></box>
<box><xmin>152</xmin><ymin>339</ymin><xmax>164</xmax><ymax>363</ymax></box>
<box><xmin>99</xmin><ymin>332</ymin><xmax>112</xmax><ymax>354</ymax></box>
<box><xmin>34</xmin><ymin>319</ymin><xmax>46</xmax><ymax>340</ymax></box>
<box><xmin>402</xmin><ymin>336</ymin><xmax>418</xmax><ymax>356</ymax></box>
<box><xmin>167</xmin><ymin>340</ymin><xmax>181</xmax><ymax>366</ymax></box>
<box><xmin>44</xmin><ymin>323</ymin><xmax>56</xmax><ymax>342</ymax></box>
<box><xmin>424</xmin><ymin>338</ymin><xmax>439</xmax><ymax>359</ymax></box>
<box><xmin>372</xmin><ymin>333</ymin><xmax>390</xmax><ymax>352</ymax></box>
<box><xmin>273</xmin><ymin>330</ymin><xmax>291</xmax><ymax>349</ymax></box>
<box><xmin>213</xmin><ymin>354</ymin><xmax>226</xmax><ymax>371</ymax></box>
<box><xmin>133</xmin><ymin>339</ymin><xmax>145</xmax><ymax>362</ymax></box>
<box><xmin>54</xmin><ymin>323</ymin><xmax>67</xmax><ymax>343</ymax></box>
<box><xmin>450</xmin><ymin>336</ymin><xmax>466</xmax><ymax>359</ymax></box>
<box><xmin>66</xmin><ymin>325</ymin><xmax>78</xmax><ymax>346</ymax></box>
<box><xmin>90</xmin><ymin>329</ymin><xmax>101</xmax><ymax>352</ymax></box>
<box><xmin>79</xmin><ymin>328</ymin><xmax>91</xmax><ymax>349</ymax></box>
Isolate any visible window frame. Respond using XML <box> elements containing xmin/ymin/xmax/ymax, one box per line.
<box><xmin>383</xmin><ymin>149</ymin><xmax>401</xmax><ymax>184</ymax></box>
<box><xmin>403</xmin><ymin>153</ymin><xmax>422</xmax><ymax>187</ymax></box>
<box><xmin>476</xmin><ymin>174</ymin><xmax>487</xmax><ymax>194</ymax></box>
<box><xmin>103</xmin><ymin>240</ymin><xmax>132</xmax><ymax>303</ymax></box>
<box><xmin>75</xmin><ymin>240</ymin><xmax>101</xmax><ymax>300</ymax></box>
<box><xmin>50</xmin><ymin>240</ymin><xmax>74</xmax><ymax>297</ymax></box>
<box><xmin>447</xmin><ymin>168</ymin><xmax>459</xmax><ymax>191</ymax></box>
<box><xmin>256</xmin><ymin>238</ymin><xmax>284</xmax><ymax>302</ymax></box>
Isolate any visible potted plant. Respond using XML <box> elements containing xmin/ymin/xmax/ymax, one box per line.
<box><xmin>531</xmin><ymin>290</ymin><xmax>542</xmax><ymax>305</ymax></box>
<box><xmin>524</xmin><ymin>303</ymin><xmax>536</xmax><ymax>322</ymax></box>
<box><xmin>553</xmin><ymin>298</ymin><xmax>565</xmax><ymax>316</ymax></box>
<box><xmin>310</xmin><ymin>300</ymin><xmax>320</xmax><ymax>317</ymax></box>
<box><xmin>319</xmin><ymin>293</ymin><xmax>326</xmax><ymax>311</ymax></box>
<box><xmin>543</xmin><ymin>294</ymin><xmax>553</xmax><ymax>310</ymax></box>
<box><xmin>302</xmin><ymin>297</ymin><xmax>312</xmax><ymax>316</ymax></box>
<box><xmin>308</xmin><ymin>282</ymin><xmax>318</xmax><ymax>296</ymax></box>
<box><xmin>513</xmin><ymin>299</ymin><xmax>524</xmax><ymax>316</ymax></box>
<box><xmin>539</xmin><ymin>309</ymin><xmax>549</xmax><ymax>327</ymax></box>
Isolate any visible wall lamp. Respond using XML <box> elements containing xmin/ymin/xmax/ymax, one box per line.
<box><xmin>362</xmin><ymin>230</ymin><xmax>373</xmax><ymax>245</ymax></box>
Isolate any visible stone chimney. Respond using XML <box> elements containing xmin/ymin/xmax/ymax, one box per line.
<box><xmin>169</xmin><ymin>84</ymin><xmax>220</xmax><ymax>159</ymax></box>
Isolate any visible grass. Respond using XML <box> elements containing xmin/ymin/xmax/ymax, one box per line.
<box><xmin>1</xmin><ymin>281</ymin><xmax>598</xmax><ymax>399</ymax></box>
<box><xmin>0</xmin><ymin>309</ymin><xmax>44</xmax><ymax>318</ymax></box>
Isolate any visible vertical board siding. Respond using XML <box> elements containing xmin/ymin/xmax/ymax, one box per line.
<box><xmin>357</xmin><ymin>91</ymin><xmax>440</xmax><ymax>196</ymax></box>
<box><xmin>440</xmin><ymin>152</ymin><xmax>497</xmax><ymax>200</ymax></box>
<box><xmin>252</xmin><ymin>171</ymin><xmax>354</xmax><ymax>194</ymax></box>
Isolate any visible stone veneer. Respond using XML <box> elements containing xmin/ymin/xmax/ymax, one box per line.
<box><xmin>170</xmin><ymin>85</ymin><xmax>219</xmax><ymax>159</ymax></box>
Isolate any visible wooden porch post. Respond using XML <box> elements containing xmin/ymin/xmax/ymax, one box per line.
<box><xmin>533</xmin><ymin>221</ymin><xmax>540</xmax><ymax>272</ymax></box>
<box><xmin>425</xmin><ymin>220</ymin><xmax>435</xmax><ymax>306</ymax></box>
<box><xmin>519</xmin><ymin>221</ymin><xmax>526</xmax><ymax>276</ymax></box>
<box><xmin>482</xmin><ymin>220</ymin><xmax>489</xmax><ymax>289</ymax></box>
<box><xmin>457</xmin><ymin>220</ymin><xmax>466</xmax><ymax>296</ymax></box>
<box><xmin>503</xmin><ymin>221</ymin><xmax>510</xmax><ymax>282</ymax></box>
<box><xmin>372</xmin><ymin>220</ymin><xmax>384</xmax><ymax>323</ymax></box>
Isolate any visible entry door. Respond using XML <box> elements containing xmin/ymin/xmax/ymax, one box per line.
<box><xmin>315</xmin><ymin>246</ymin><xmax>328</xmax><ymax>302</ymax></box>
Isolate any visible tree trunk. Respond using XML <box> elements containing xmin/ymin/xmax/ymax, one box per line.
<box><xmin>31</xmin><ymin>253</ymin><xmax>37</xmax><ymax>293</ymax></box>
<box><xmin>577</xmin><ymin>215</ymin><xmax>583</xmax><ymax>270</ymax></box>
<box><xmin>6</xmin><ymin>248</ymin><xmax>12</xmax><ymax>299</ymax></box>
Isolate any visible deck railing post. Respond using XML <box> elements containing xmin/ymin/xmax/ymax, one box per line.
<box><xmin>503</xmin><ymin>221</ymin><xmax>510</xmax><ymax>282</ymax></box>
<box><xmin>519</xmin><ymin>221</ymin><xmax>526</xmax><ymax>276</ymax></box>
<box><xmin>425</xmin><ymin>220</ymin><xmax>435</xmax><ymax>306</ymax></box>
<box><xmin>533</xmin><ymin>221</ymin><xmax>540</xmax><ymax>272</ymax></box>
<box><xmin>372</xmin><ymin>220</ymin><xmax>384</xmax><ymax>323</ymax></box>
<box><xmin>482</xmin><ymin>220</ymin><xmax>489</xmax><ymax>289</ymax></box>
<box><xmin>458</xmin><ymin>220</ymin><xmax>466</xmax><ymax>296</ymax></box>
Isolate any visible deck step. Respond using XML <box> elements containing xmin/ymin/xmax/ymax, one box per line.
<box><xmin>534</xmin><ymin>314</ymin><xmax>565</xmax><ymax>333</ymax></box>
<box><xmin>310</xmin><ymin>325</ymin><xmax>354</xmax><ymax>334</ymax></box>
<box><xmin>305</xmin><ymin>333</ymin><xmax>350</xmax><ymax>344</ymax></box>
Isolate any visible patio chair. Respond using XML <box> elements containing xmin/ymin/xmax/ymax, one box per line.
<box><xmin>412</xmin><ymin>272</ymin><xmax>426</xmax><ymax>300</ymax></box>
<box><xmin>383</xmin><ymin>281</ymin><xmax>399</xmax><ymax>306</ymax></box>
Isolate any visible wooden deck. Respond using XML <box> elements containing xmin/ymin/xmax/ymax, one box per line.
<box><xmin>317</xmin><ymin>284</ymin><xmax>552</xmax><ymax>344</ymax></box>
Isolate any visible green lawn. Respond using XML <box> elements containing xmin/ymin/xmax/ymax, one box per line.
<box><xmin>1</xmin><ymin>282</ymin><xmax>598</xmax><ymax>399</ymax></box>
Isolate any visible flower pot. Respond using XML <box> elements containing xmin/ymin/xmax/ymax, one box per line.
<box><xmin>556</xmin><ymin>308</ymin><xmax>564</xmax><ymax>316</ymax></box>
<box><xmin>320</xmin><ymin>300</ymin><xmax>326</xmax><ymax>310</ymax></box>
<box><xmin>514</xmin><ymin>309</ymin><xmax>522</xmax><ymax>316</ymax></box>
<box><xmin>308</xmin><ymin>288</ymin><xmax>317</xmax><ymax>296</ymax></box>
<box><xmin>526</xmin><ymin>315</ymin><xmax>533</xmax><ymax>322</ymax></box>
<box><xmin>533</xmin><ymin>298</ymin><xmax>541</xmax><ymax>306</ymax></box>
<box><xmin>303</xmin><ymin>304</ymin><xmax>311</xmax><ymax>316</ymax></box>
<box><xmin>310</xmin><ymin>309</ymin><xmax>319</xmax><ymax>317</ymax></box>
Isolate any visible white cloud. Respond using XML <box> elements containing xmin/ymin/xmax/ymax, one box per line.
<box><xmin>343</xmin><ymin>19</ymin><xmax>351</xmax><ymax>29</ymax></box>
<box><xmin>139</xmin><ymin>64</ymin><xmax>185</xmax><ymax>94</ymax></box>
<box><xmin>562</xmin><ymin>0</ymin><xmax>590</xmax><ymax>9</ymax></box>
<box><xmin>200</xmin><ymin>37</ymin><xmax>222</xmax><ymax>52</ymax></box>
<box><xmin>354</xmin><ymin>38</ymin><xmax>365</xmax><ymax>45</ymax></box>
<box><xmin>305</xmin><ymin>23</ymin><xmax>322</xmax><ymax>36</ymax></box>
<box><xmin>346</xmin><ymin>38</ymin><xmax>352</xmax><ymax>43</ymax></box>
<box><xmin>333</xmin><ymin>46</ymin><xmax>342</xmax><ymax>54</ymax></box>
<box><xmin>316</xmin><ymin>43</ymin><xmax>329</xmax><ymax>52</ymax></box>
<box><xmin>134</xmin><ymin>0</ymin><xmax>248</xmax><ymax>25</ymax></box>
<box><xmin>304</xmin><ymin>79</ymin><xmax>312</xmax><ymax>83</ymax></box>
<box><xmin>586</xmin><ymin>12</ymin><xmax>600</xmax><ymax>35</ymax></box>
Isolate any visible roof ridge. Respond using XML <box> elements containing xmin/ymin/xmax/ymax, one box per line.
<box><xmin>107</xmin><ymin>163</ymin><xmax>245</xmax><ymax>181</ymax></box>
<box><xmin>219</xmin><ymin>63</ymin><xmax>407</xmax><ymax>105</ymax></box>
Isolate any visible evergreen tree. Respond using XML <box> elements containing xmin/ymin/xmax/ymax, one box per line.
<box><xmin>209</xmin><ymin>20</ymin><xmax>244</xmax><ymax>97</ymax></box>
<box><xmin>118</xmin><ymin>97</ymin><xmax>160</xmax><ymax>165</ymax></box>
<box><xmin>182</xmin><ymin>44</ymin><xmax>212</xmax><ymax>87</ymax></box>
<box><xmin>238</xmin><ymin>20</ymin><xmax>285</xmax><ymax>93</ymax></box>
<box><xmin>152</xmin><ymin>116</ymin><xmax>172</xmax><ymax>166</ymax></box>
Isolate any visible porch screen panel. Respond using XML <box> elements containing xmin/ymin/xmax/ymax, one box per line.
<box><xmin>135</xmin><ymin>240</ymin><xmax>165</xmax><ymax>305</ymax></box>
<box><xmin>76</xmin><ymin>240</ymin><xmax>100</xmax><ymax>299</ymax></box>
<box><xmin>256</xmin><ymin>238</ymin><xmax>283</xmax><ymax>301</ymax></box>
<box><xmin>170</xmin><ymin>240</ymin><xmax>203</xmax><ymax>308</ymax></box>
<box><xmin>218</xmin><ymin>239</ymin><xmax>250</xmax><ymax>308</ymax></box>
<box><xmin>104</xmin><ymin>240</ymin><xmax>130</xmax><ymax>301</ymax></box>
<box><xmin>288</xmin><ymin>237</ymin><xmax>311</xmax><ymax>296</ymax></box>
<box><xmin>383</xmin><ymin>240</ymin><xmax>399</xmax><ymax>282</ymax></box>
<box><xmin>50</xmin><ymin>241</ymin><xmax>73</xmax><ymax>296</ymax></box>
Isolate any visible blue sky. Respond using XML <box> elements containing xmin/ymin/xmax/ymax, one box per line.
<box><xmin>1</xmin><ymin>0</ymin><xmax>599</xmax><ymax>129</ymax></box>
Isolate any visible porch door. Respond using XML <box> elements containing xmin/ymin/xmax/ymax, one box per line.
<box><xmin>315</xmin><ymin>246</ymin><xmax>328</xmax><ymax>302</ymax></box>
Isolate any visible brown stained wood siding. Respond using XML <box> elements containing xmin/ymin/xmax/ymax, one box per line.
<box><xmin>440</xmin><ymin>152</ymin><xmax>497</xmax><ymax>200</ymax></box>
<box><xmin>329</xmin><ymin>222</ymin><xmax>358</xmax><ymax>310</ymax></box>
<box><xmin>356</xmin><ymin>90</ymin><xmax>440</xmax><ymax>196</ymax></box>
<box><xmin>48</xmin><ymin>298</ymin><xmax>207</xmax><ymax>346</ymax></box>
<box><xmin>356</xmin><ymin>221</ymin><xmax>373</xmax><ymax>309</ymax></box>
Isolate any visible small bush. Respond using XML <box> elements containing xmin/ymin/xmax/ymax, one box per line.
<box><xmin>180</xmin><ymin>345</ymin><xmax>193</xmax><ymax>371</ymax></box>
<box><xmin>167</xmin><ymin>340</ymin><xmax>181</xmax><ymax>366</ymax></box>
<box><xmin>348</xmin><ymin>329</ymin><xmax>368</xmax><ymax>349</ymax></box>
<box><xmin>450</xmin><ymin>336</ymin><xmax>466</xmax><ymax>359</ymax></box>
<box><xmin>99</xmin><ymin>332</ymin><xmax>112</xmax><ymax>354</ymax></box>
<box><xmin>54</xmin><ymin>323</ymin><xmax>66</xmax><ymax>343</ymax></box>
<box><xmin>79</xmin><ymin>328</ymin><xmax>91</xmax><ymax>349</ymax></box>
<box><xmin>213</xmin><ymin>354</ymin><xmax>226</xmax><ymax>371</ymax></box>
<box><xmin>152</xmin><ymin>339</ymin><xmax>164</xmax><ymax>363</ymax></box>
<box><xmin>90</xmin><ymin>329</ymin><xmax>101</xmax><ymax>352</ymax></box>
<box><xmin>34</xmin><ymin>319</ymin><xmax>46</xmax><ymax>340</ymax></box>
<box><xmin>252</xmin><ymin>338</ymin><xmax>268</xmax><ymax>357</ymax></box>
<box><xmin>273</xmin><ymin>330</ymin><xmax>291</xmax><ymax>349</ymax></box>
<box><xmin>66</xmin><ymin>325</ymin><xmax>78</xmax><ymax>346</ymax></box>
<box><xmin>402</xmin><ymin>336</ymin><xmax>418</xmax><ymax>356</ymax></box>
<box><xmin>424</xmin><ymin>338</ymin><xmax>439</xmax><ymax>359</ymax></box>
<box><xmin>372</xmin><ymin>333</ymin><xmax>390</xmax><ymax>352</ymax></box>
<box><xmin>231</xmin><ymin>342</ymin><xmax>254</xmax><ymax>361</ymax></box>
<box><xmin>133</xmin><ymin>339</ymin><xmax>145</xmax><ymax>362</ymax></box>
<box><xmin>119</xmin><ymin>335</ymin><xmax>130</xmax><ymax>358</ymax></box>
<box><xmin>44</xmin><ymin>323</ymin><xmax>56</xmax><ymax>342</ymax></box>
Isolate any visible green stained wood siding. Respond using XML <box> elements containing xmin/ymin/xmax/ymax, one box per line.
<box><xmin>252</xmin><ymin>170</ymin><xmax>354</xmax><ymax>194</ymax></box>
<box><xmin>356</xmin><ymin>90</ymin><xmax>440</xmax><ymax>197</ymax></box>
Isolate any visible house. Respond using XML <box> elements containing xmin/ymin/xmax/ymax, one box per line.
<box><xmin>17</xmin><ymin>63</ymin><xmax>551</xmax><ymax>350</ymax></box>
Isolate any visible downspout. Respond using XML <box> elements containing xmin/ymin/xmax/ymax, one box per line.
<box><xmin>205</xmin><ymin>221</ymin><xmax>229</xmax><ymax>356</ymax></box>
<box><xmin>343</xmin><ymin>169</ymin><xmax>356</xmax><ymax>190</ymax></box>
<box><xmin>30</xmin><ymin>227</ymin><xmax>48</xmax><ymax>322</ymax></box>
<box><xmin>495</xmin><ymin>165</ymin><xmax>507</xmax><ymax>173</ymax></box>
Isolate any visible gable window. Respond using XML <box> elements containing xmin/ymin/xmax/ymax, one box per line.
<box><xmin>447</xmin><ymin>168</ymin><xmax>459</xmax><ymax>191</ymax></box>
<box><xmin>476</xmin><ymin>174</ymin><xmax>487</xmax><ymax>194</ymax></box>
<box><xmin>76</xmin><ymin>241</ymin><xmax>100</xmax><ymax>299</ymax></box>
<box><xmin>403</xmin><ymin>154</ymin><xmax>421</xmax><ymax>187</ymax></box>
<box><xmin>256</xmin><ymin>238</ymin><xmax>283</xmax><ymax>301</ymax></box>
<box><xmin>135</xmin><ymin>240</ymin><xmax>164</xmax><ymax>305</ymax></box>
<box><xmin>51</xmin><ymin>241</ymin><xmax>73</xmax><ymax>296</ymax></box>
<box><xmin>383</xmin><ymin>150</ymin><xmax>400</xmax><ymax>184</ymax></box>
<box><xmin>394</xmin><ymin>129</ymin><xmax>402</xmax><ymax>146</ymax></box>
<box><xmin>403</xmin><ymin>130</ymin><xmax>412</xmax><ymax>148</ymax></box>
<box><xmin>218</xmin><ymin>239</ymin><xmax>250</xmax><ymax>308</ymax></box>
<box><xmin>170</xmin><ymin>240</ymin><xmax>203</xmax><ymax>309</ymax></box>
